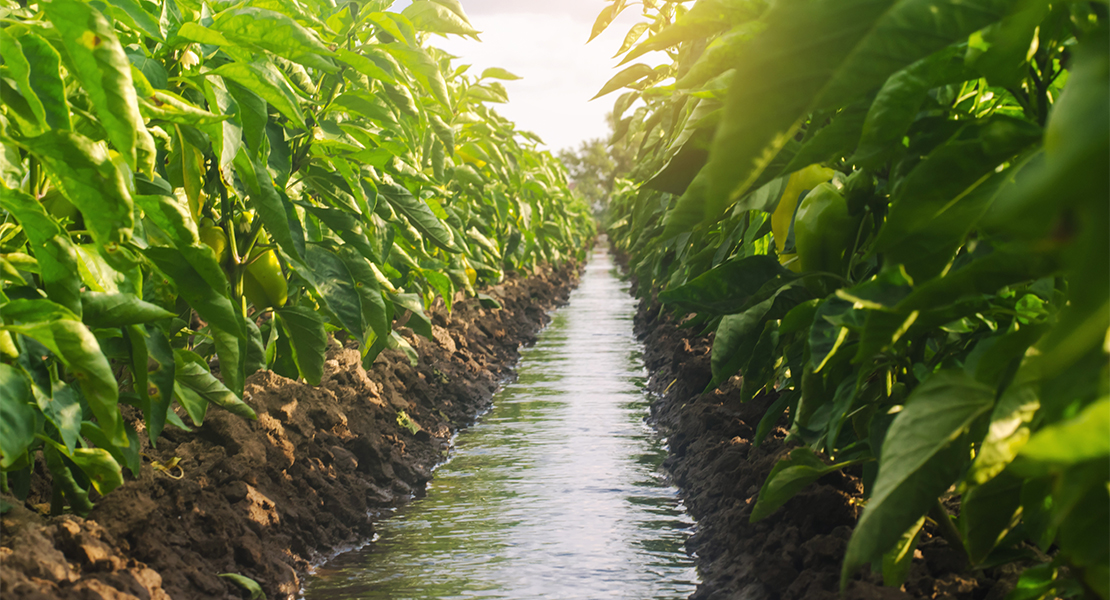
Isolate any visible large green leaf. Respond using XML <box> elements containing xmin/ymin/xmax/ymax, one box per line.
<box><xmin>234</xmin><ymin>149</ymin><xmax>306</xmax><ymax>261</ymax></box>
<box><xmin>4</xmin><ymin>32</ymin><xmax>70</xmax><ymax>132</ymax></box>
<box><xmin>336</xmin><ymin>246</ymin><xmax>390</xmax><ymax>341</ymax></box>
<box><xmin>36</xmin><ymin>383</ymin><xmax>83</xmax><ymax>454</ymax></box>
<box><xmin>383</xmin><ymin>44</ymin><xmax>450</xmax><ymax>108</ymax></box>
<box><xmin>402</xmin><ymin>0</ymin><xmax>479</xmax><ymax>37</ymax></box>
<box><xmin>1012</xmin><ymin>397</ymin><xmax>1110</xmax><ymax>476</ymax></box>
<box><xmin>211</xmin><ymin>7</ymin><xmax>336</xmax><ymax>72</ymax></box>
<box><xmin>658</xmin><ymin>255</ymin><xmax>793</xmax><ymax>315</ymax></box>
<box><xmin>1</xmin><ymin>300</ymin><xmax>125</xmax><ymax>446</ymax></box>
<box><xmin>275</xmin><ymin>307</ymin><xmax>327</xmax><ymax>385</ymax></box>
<box><xmin>592</xmin><ymin>64</ymin><xmax>655</xmax><ymax>100</ymax></box>
<box><xmin>960</xmin><ymin>469</ymin><xmax>1023</xmax><ymax>564</ymax></box>
<box><xmin>80</xmin><ymin>291</ymin><xmax>174</xmax><ymax>327</ymax></box>
<box><xmin>299</xmin><ymin>244</ymin><xmax>366</xmax><ymax>343</ymax></box>
<box><xmin>378</xmin><ymin>182</ymin><xmax>461</xmax><ymax>253</ymax></box>
<box><xmin>0</xmin><ymin>364</ymin><xmax>37</xmax><ymax>470</ymax></box>
<box><xmin>20</xmin><ymin>131</ymin><xmax>134</xmax><ymax>253</ymax></box>
<box><xmin>173</xmin><ymin>351</ymin><xmax>257</xmax><ymax>420</ymax></box>
<box><xmin>851</xmin><ymin>46</ymin><xmax>971</xmax><ymax>167</ymax></box>
<box><xmin>143</xmin><ymin>246</ymin><xmax>238</xmax><ymax>334</ymax></box>
<box><xmin>842</xmin><ymin>371</ymin><xmax>995</xmax><ymax>586</ymax></box>
<box><xmin>210</xmin><ymin>61</ymin><xmax>306</xmax><ymax>129</ymax></box>
<box><xmin>142</xmin><ymin>325</ymin><xmax>175</xmax><ymax>443</ymax></box>
<box><xmin>873</xmin><ymin>117</ymin><xmax>1042</xmax><ymax>281</ymax></box>
<box><xmin>709</xmin><ymin>295</ymin><xmax>775</xmax><ymax>389</ymax></box>
<box><xmin>703</xmin><ymin>0</ymin><xmax>1012</xmax><ymax>224</ymax></box>
<box><xmin>42</xmin><ymin>437</ymin><xmax>124</xmax><ymax>496</ymax></box>
<box><xmin>44</xmin><ymin>0</ymin><xmax>151</xmax><ymax>169</ymax></box>
<box><xmin>964</xmin><ymin>383</ymin><xmax>1039</xmax><ymax>487</ymax></box>
<box><xmin>99</xmin><ymin>0</ymin><xmax>164</xmax><ymax>41</ymax></box>
<box><xmin>751</xmin><ymin>447</ymin><xmax>862</xmax><ymax>521</ymax></box>
<box><xmin>0</xmin><ymin>188</ymin><xmax>82</xmax><ymax>315</ymax></box>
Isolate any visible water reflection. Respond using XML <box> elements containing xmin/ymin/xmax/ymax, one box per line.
<box><xmin>303</xmin><ymin>246</ymin><xmax>698</xmax><ymax>600</ymax></box>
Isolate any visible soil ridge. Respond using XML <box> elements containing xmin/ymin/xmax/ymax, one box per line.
<box><xmin>1</xmin><ymin>261</ymin><xmax>582</xmax><ymax>600</ymax></box>
<box><xmin>621</xmin><ymin>259</ymin><xmax>1023</xmax><ymax>600</ymax></box>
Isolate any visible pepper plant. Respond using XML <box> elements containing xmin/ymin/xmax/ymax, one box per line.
<box><xmin>0</xmin><ymin>0</ymin><xmax>593</xmax><ymax>514</ymax></box>
<box><xmin>596</xmin><ymin>0</ymin><xmax>1107</xmax><ymax>596</ymax></box>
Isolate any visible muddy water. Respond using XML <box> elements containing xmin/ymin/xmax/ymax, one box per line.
<box><xmin>302</xmin><ymin>246</ymin><xmax>697</xmax><ymax>599</ymax></box>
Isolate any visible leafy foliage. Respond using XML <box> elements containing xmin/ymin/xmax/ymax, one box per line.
<box><xmin>597</xmin><ymin>0</ymin><xmax>1108</xmax><ymax>595</ymax></box>
<box><xmin>0</xmin><ymin>0</ymin><xmax>593</xmax><ymax>515</ymax></box>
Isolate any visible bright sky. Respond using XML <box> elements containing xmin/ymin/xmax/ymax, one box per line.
<box><xmin>395</xmin><ymin>1</ymin><xmax>654</xmax><ymax>153</ymax></box>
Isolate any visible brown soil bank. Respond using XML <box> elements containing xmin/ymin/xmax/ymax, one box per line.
<box><xmin>632</xmin><ymin>292</ymin><xmax>1027</xmax><ymax>600</ymax></box>
<box><xmin>0</xmin><ymin>261</ymin><xmax>581</xmax><ymax>600</ymax></box>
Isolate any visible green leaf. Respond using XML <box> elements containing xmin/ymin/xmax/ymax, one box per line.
<box><xmin>379</xmin><ymin>182</ymin><xmax>461</xmax><ymax>253</ymax></box>
<box><xmin>0</xmin><ymin>187</ymin><xmax>83</xmax><ymax>315</ymax></box>
<box><xmin>134</xmin><ymin>193</ymin><xmax>199</xmax><ymax>248</ymax></box>
<box><xmin>0</xmin><ymin>32</ymin><xmax>70</xmax><ymax>132</ymax></box>
<box><xmin>965</xmin><ymin>384</ymin><xmax>1039</xmax><ymax>487</ymax></box>
<box><xmin>99</xmin><ymin>0</ymin><xmax>164</xmax><ymax>41</ymax></box>
<box><xmin>275</xmin><ymin>307</ymin><xmax>327</xmax><ymax>385</ymax></box>
<box><xmin>42</xmin><ymin>442</ymin><xmax>93</xmax><ymax>515</ymax></box>
<box><xmin>882</xmin><ymin>516</ymin><xmax>925</xmax><ymax>587</ymax></box>
<box><xmin>481</xmin><ymin>67</ymin><xmax>521</xmax><ymax>81</ymax></box>
<box><xmin>587</xmin><ymin>1</ymin><xmax>629</xmax><ymax>43</ymax></box>
<box><xmin>960</xmin><ymin>469</ymin><xmax>1023</xmax><ymax>564</ymax></box>
<box><xmin>138</xmin><ymin>90</ymin><xmax>229</xmax><ymax>126</ymax></box>
<box><xmin>2</xmin><ymin>300</ymin><xmax>125</xmax><ymax>447</ymax></box>
<box><xmin>383</xmin><ymin>44</ymin><xmax>450</xmax><ymax>108</ymax></box>
<box><xmin>218</xmin><ymin>573</ymin><xmax>264</xmax><ymax>599</ymax></box>
<box><xmin>752</xmin><ymin>447</ymin><xmax>861</xmax><ymax>521</ymax></box>
<box><xmin>20</xmin><ymin>131</ymin><xmax>134</xmax><ymax>254</ymax></box>
<box><xmin>34</xmin><ymin>383</ymin><xmax>83</xmax><ymax>454</ymax></box>
<box><xmin>709</xmin><ymin>296</ymin><xmax>775</xmax><ymax>389</ymax></box>
<box><xmin>209</xmin><ymin>61</ymin><xmax>306</xmax><ymax>129</ymax></box>
<box><xmin>299</xmin><ymin>244</ymin><xmax>366</xmax><ymax>342</ymax></box>
<box><xmin>389</xmin><ymin>291</ymin><xmax>431</xmax><ymax>340</ymax></box>
<box><xmin>782</xmin><ymin>100</ymin><xmax>870</xmax><ymax>173</ymax></box>
<box><xmin>211</xmin><ymin>7</ymin><xmax>336</xmax><ymax>72</ymax></box>
<box><xmin>295</xmin><ymin>201</ymin><xmax>378</xmax><ymax>262</ymax></box>
<box><xmin>873</xmin><ymin>117</ymin><xmax>1042</xmax><ymax>281</ymax></box>
<box><xmin>143</xmin><ymin>246</ymin><xmax>239</xmax><ymax>334</ymax></box>
<box><xmin>896</xmin><ymin>244</ymin><xmax>1060</xmax><ymax>313</ymax></box>
<box><xmin>659</xmin><ymin>255</ymin><xmax>793</xmax><ymax>315</ymax></box>
<box><xmin>80</xmin><ymin>292</ymin><xmax>174</xmax><ymax>328</ymax></box>
<box><xmin>1012</xmin><ymin>397</ymin><xmax>1110</xmax><ymax>476</ymax></box>
<box><xmin>0</xmin><ymin>364</ymin><xmax>37</xmax><ymax>470</ymax></box>
<box><xmin>234</xmin><ymin>149</ymin><xmax>306</xmax><ymax>261</ymax></box>
<box><xmin>851</xmin><ymin>46</ymin><xmax>971</xmax><ymax>167</ymax></box>
<box><xmin>142</xmin><ymin>326</ymin><xmax>175</xmax><ymax>442</ymax></box>
<box><xmin>44</xmin><ymin>0</ymin><xmax>150</xmax><ymax>169</ymax></box>
<box><xmin>704</xmin><ymin>0</ymin><xmax>1012</xmax><ymax>222</ymax></box>
<box><xmin>402</xmin><ymin>1</ymin><xmax>480</xmax><ymax>37</ymax></box>
<box><xmin>48</xmin><ymin>438</ymin><xmax>124</xmax><ymax>496</ymax></box>
<box><xmin>336</xmin><ymin>246</ymin><xmax>390</xmax><ymax>341</ymax></box>
<box><xmin>333</xmin><ymin>47</ymin><xmax>397</xmax><ymax>84</ymax></box>
<box><xmin>842</xmin><ymin>370</ymin><xmax>995</xmax><ymax>587</ymax></box>
<box><xmin>173</xmin><ymin>351</ymin><xmax>257</xmax><ymax>420</ymax></box>
<box><xmin>592</xmin><ymin>64</ymin><xmax>654</xmax><ymax>100</ymax></box>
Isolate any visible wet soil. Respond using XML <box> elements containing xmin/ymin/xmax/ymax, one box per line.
<box><xmin>630</xmin><ymin>290</ymin><xmax>1028</xmax><ymax>600</ymax></box>
<box><xmin>0</xmin><ymin>261</ymin><xmax>581</xmax><ymax>600</ymax></box>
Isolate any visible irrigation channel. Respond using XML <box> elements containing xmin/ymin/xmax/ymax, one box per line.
<box><xmin>302</xmin><ymin>246</ymin><xmax>699</xmax><ymax>599</ymax></box>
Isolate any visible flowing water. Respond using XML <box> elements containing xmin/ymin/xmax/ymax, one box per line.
<box><xmin>302</xmin><ymin>246</ymin><xmax>698</xmax><ymax>600</ymax></box>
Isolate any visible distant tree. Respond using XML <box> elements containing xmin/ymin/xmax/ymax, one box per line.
<box><xmin>557</xmin><ymin>112</ymin><xmax>635</xmax><ymax>205</ymax></box>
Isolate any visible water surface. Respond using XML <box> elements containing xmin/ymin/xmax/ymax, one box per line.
<box><xmin>303</xmin><ymin>246</ymin><xmax>697</xmax><ymax>600</ymax></box>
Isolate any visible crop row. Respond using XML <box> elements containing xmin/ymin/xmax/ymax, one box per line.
<box><xmin>596</xmin><ymin>0</ymin><xmax>1107</xmax><ymax>597</ymax></box>
<box><xmin>0</xmin><ymin>0</ymin><xmax>594</xmax><ymax>516</ymax></box>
